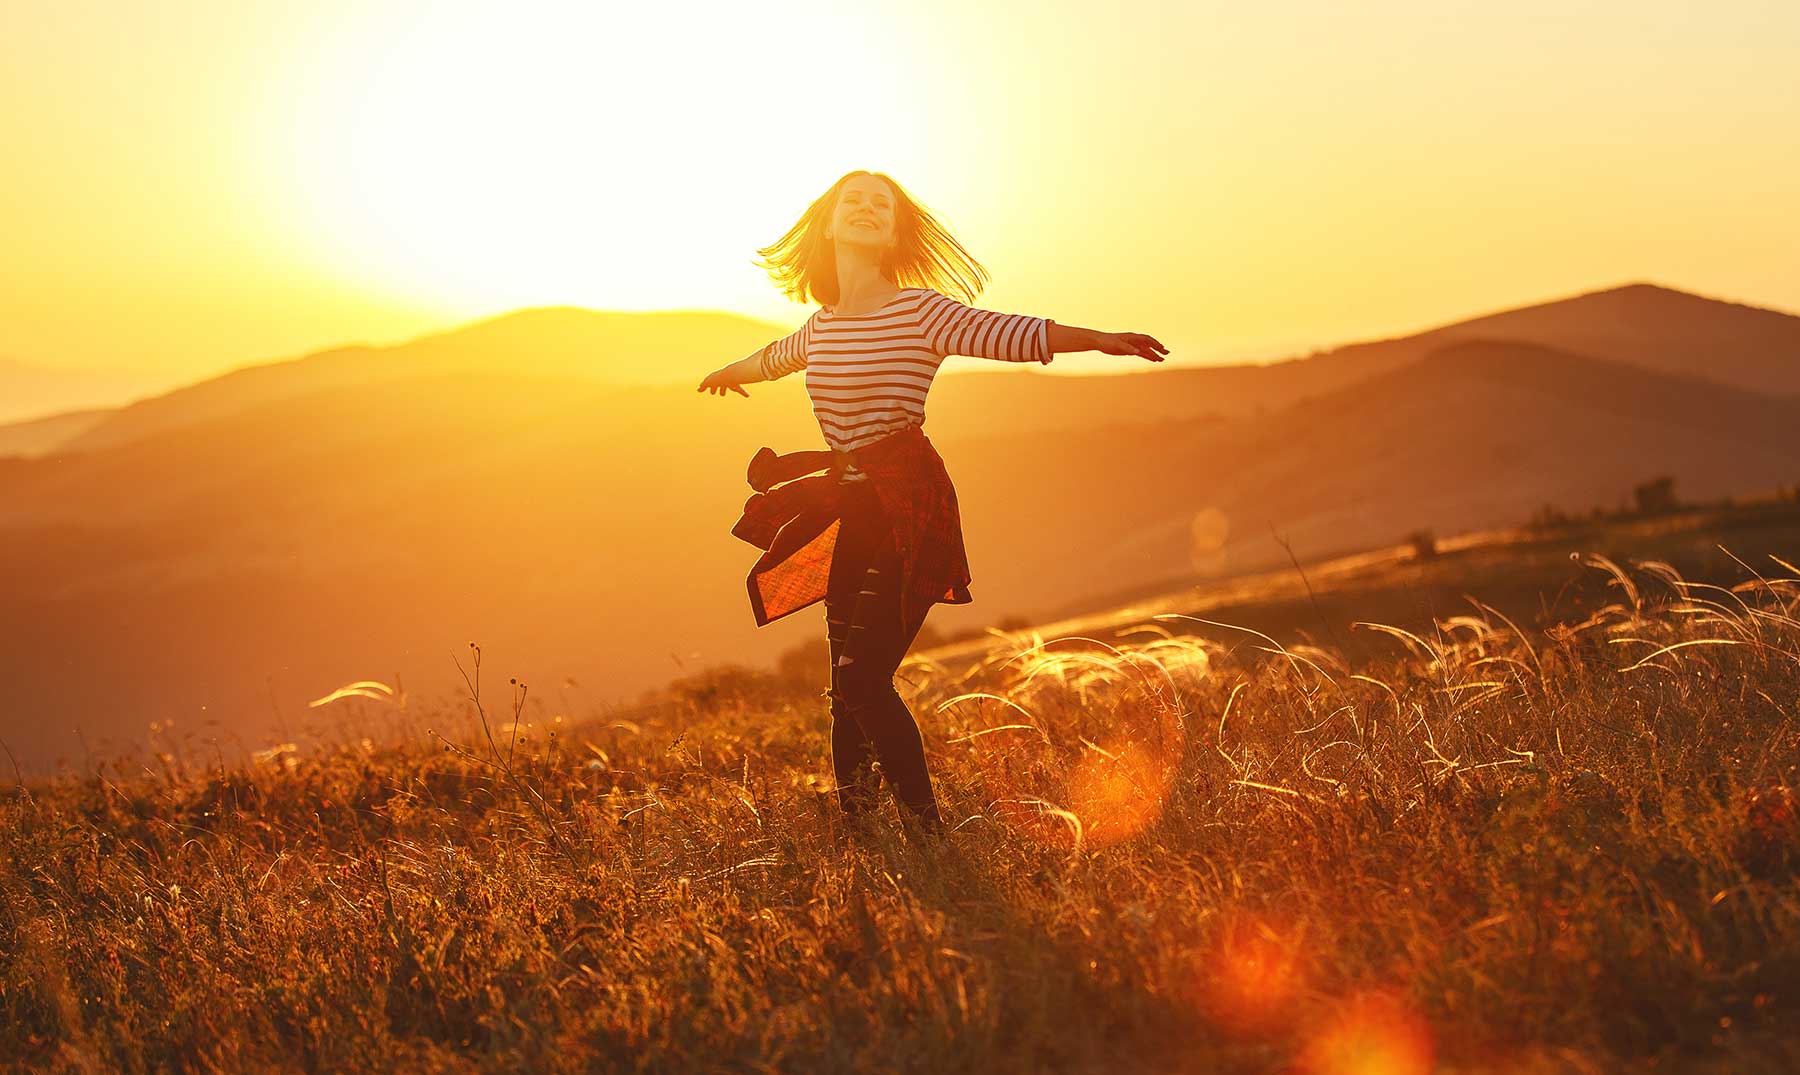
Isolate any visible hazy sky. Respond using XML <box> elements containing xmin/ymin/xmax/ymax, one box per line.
<box><xmin>4</xmin><ymin>0</ymin><xmax>1797</xmax><ymax>384</ymax></box>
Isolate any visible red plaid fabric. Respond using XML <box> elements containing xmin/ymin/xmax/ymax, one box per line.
<box><xmin>730</xmin><ymin>425</ymin><xmax>973</xmax><ymax>628</ymax></box>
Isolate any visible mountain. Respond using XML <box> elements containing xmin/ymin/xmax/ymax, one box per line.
<box><xmin>0</xmin><ymin>356</ymin><xmax>166</xmax><ymax>426</ymax></box>
<box><xmin>1268</xmin><ymin>282</ymin><xmax>1800</xmax><ymax>398</ymax></box>
<box><xmin>941</xmin><ymin>338</ymin><xmax>1800</xmax><ymax>621</ymax></box>
<box><xmin>1392</xmin><ymin>282</ymin><xmax>1800</xmax><ymax>393</ymax></box>
<box><xmin>0</xmin><ymin>407</ymin><xmax>115</xmax><ymax>458</ymax></box>
<box><xmin>20</xmin><ymin>280</ymin><xmax>1798</xmax><ymax>459</ymax></box>
<box><xmin>894</xmin><ymin>282</ymin><xmax>1800</xmax><ymax>440</ymax></box>
<box><xmin>2</xmin><ymin>325</ymin><xmax>1797</xmax><ymax>773</ymax></box>
<box><xmin>56</xmin><ymin>307</ymin><xmax>804</xmax><ymax>454</ymax></box>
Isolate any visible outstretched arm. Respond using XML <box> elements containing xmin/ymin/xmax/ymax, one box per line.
<box><xmin>697</xmin><ymin>314</ymin><xmax>814</xmax><ymax>397</ymax></box>
<box><xmin>1048</xmin><ymin>322</ymin><xmax>1169</xmax><ymax>362</ymax></box>
<box><xmin>921</xmin><ymin>291</ymin><xmax>1168</xmax><ymax>365</ymax></box>
<box><xmin>696</xmin><ymin>350</ymin><xmax>768</xmax><ymax>397</ymax></box>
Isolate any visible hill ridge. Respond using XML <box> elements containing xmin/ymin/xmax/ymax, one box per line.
<box><xmin>10</xmin><ymin>279</ymin><xmax>1800</xmax><ymax>459</ymax></box>
<box><xmin>55</xmin><ymin>307</ymin><xmax>802</xmax><ymax>455</ymax></box>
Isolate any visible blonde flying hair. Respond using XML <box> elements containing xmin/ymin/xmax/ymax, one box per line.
<box><xmin>754</xmin><ymin>170</ymin><xmax>989</xmax><ymax>308</ymax></box>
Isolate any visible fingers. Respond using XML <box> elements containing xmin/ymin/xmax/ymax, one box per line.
<box><xmin>732</xmin><ymin>384</ymin><xmax>749</xmax><ymax>397</ymax></box>
<box><xmin>1133</xmin><ymin>333</ymin><xmax>1169</xmax><ymax>362</ymax></box>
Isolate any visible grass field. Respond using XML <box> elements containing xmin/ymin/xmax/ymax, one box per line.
<box><xmin>4</xmin><ymin>539</ymin><xmax>1799</xmax><ymax>1072</ymax></box>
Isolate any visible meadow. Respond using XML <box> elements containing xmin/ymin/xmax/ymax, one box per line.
<box><xmin>4</xmin><ymin>550</ymin><xmax>1799</xmax><ymax>1073</ymax></box>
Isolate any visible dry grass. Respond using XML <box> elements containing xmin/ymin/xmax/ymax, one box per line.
<box><xmin>4</xmin><ymin>554</ymin><xmax>1799</xmax><ymax>1073</ymax></box>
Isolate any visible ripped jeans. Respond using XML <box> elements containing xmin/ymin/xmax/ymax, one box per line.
<box><xmin>824</xmin><ymin>478</ymin><xmax>942</xmax><ymax>829</ymax></box>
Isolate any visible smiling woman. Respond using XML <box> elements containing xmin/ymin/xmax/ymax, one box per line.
<box><xmin>267</xmin><ymin>3</ymin><xmax>930</xmax><ymax>316</ymax></box>
<box><xmin>702</xmin><ymin>168</ymin><xmax>1168</xmax><ymax>837</ymax></box>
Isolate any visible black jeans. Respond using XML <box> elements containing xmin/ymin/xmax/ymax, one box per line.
<box><xmin>824</xmin><ymin>479</ymin><xmax>943</xmax><ymax>829</ymax></box>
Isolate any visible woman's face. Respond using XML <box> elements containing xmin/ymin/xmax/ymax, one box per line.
<box><xmin>830</xmin><ymin>175</ymin><xmax>898</xmax><ymax>254</ymax></box>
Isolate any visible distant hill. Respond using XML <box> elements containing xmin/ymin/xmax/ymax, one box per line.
<box><xmin>915</xmin><ymin>281</ymin><xmax>1800</xmax><ymax>439</ymax></box>
<box><xmin>20</xmin><ymin>280</ymin><xmax>1798</xmax><ymax>458</ymax></box>
<box><xmin>3</xmin><ymin>323</ymin><xmax>1798</xmax><ymax>772</ymax></box>
<box><xmin>58</xmin><ymin>307</ymin><xmax>805</xmax><ymax>454</ymax></box>
<box><xmin>0</xmin><ymin>406</ymin><xmax>115</xmax><ymax>457</ymax></box>
<box><xmin>0</xmin><ymin>356</ymin><xmax>165</xmax><ymax>426</ymax></box>
<box><xmin>1275</xmin><ymin>282</ymin><xmax>1800</xmax><ymax>398</ymax></box>
<box><xmin>940</xmin><ymin>338</ymin><xmax>1800</xmax><ymax>621</ymax></box>
<box><xmin>1396</xmin><ymin>282</ymin><xmax>1800</xmax><ymax>393</ymax></box>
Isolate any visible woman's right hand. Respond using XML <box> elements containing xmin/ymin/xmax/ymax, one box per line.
<box><xmin>697</xmin><ymin>366</ymin><xmax>749</xmax><ymax>397</ymax></box>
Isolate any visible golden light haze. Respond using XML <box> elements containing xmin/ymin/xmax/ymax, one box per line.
<box><xmin>4</xmin><ymin>0</ymin><xmax>1797</xmax><ymax>387</ymax></box>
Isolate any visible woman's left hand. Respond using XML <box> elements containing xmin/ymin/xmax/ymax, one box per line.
<box><xmin>1097</xmin><ymin>332</ymin><xmax>1169</xmax><ymax>362</ymax></box>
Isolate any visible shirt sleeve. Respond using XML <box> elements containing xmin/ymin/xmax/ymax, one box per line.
<box><xmin>757</xmin><ymin>313</ymin><xmax>815</xmax><ymax>380</ymax></box>
<box><xmin>919</xmin><ymin>290</ymin><xmax>1054</xmax><ymax>364</ymax></box>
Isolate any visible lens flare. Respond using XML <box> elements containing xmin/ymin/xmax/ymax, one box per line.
<box><xmin>940</xmin><ymin>636</ymin><xmax>1197</xmax><ymax>851</ymax></box>
<box><xmin>1192</xmin><ymin>914</ymin><xmax>1307</xmax><ymax>1037</ymax></box>
<box><xmin>1189</xmin><ymin>506</ymin><xmax>1232</xmax><ymax>574</ymax></box>
<box><xmin>1065</xmin><ymin>738</ymin><xmax>1176</xmax><ymax>847</ymax></box>
<box><xmin>1296</xmin><ymin>991</ymin><xmax>1435</xmax><ymax>1075</ymax></box>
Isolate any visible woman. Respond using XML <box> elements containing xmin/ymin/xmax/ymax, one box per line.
<box><xmin>697</xmin><ymin>170</ymin><xmax>1168</xmax><ymax>836</ymax></box>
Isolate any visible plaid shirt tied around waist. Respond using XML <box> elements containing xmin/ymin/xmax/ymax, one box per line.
<box><xmin>730</xmin><ymin>425</ymin><xmax>973</xmax><ymax>629</ymax></box>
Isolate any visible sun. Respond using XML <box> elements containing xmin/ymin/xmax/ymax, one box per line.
<box><xmin>271</xmin><ymin>2</ymin><xmax>931</xmax><ymax>316</ymax></box>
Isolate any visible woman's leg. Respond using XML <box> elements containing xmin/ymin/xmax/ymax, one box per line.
<box><xmin>831</xmin><ymin>533</ymin><xmax>943</xmax><ymax>829</ymax></box>
<box><xmin>825</xmin><ymin>496</ymin><xmax>883</xmax><ymax>816</ymax></box>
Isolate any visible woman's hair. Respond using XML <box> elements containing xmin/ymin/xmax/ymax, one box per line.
<box><xmin>754</xmin><ymin>170</ymin><xmax>990</xmax><ymax>307</ymax></box>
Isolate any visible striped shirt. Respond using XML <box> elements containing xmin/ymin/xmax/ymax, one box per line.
<box><xmin>757</xmin><ymin>287</ymin><xmax>1055</xmax><ymax>482</ymax></box>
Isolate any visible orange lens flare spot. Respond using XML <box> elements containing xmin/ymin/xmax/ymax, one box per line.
<box><xmin>1189</xmin><ymin>506</ymin><xmax>1232</xmax><ymax>573</ymax></box>
<box><xmin>945</xmin><ymin>635</ymin><xmax>1197</xmax><ymax>851</ymax></box>
<box><xmin>1066</xmin><ymin>739</ymin><xmax>1176</xmax><ymax>848</ymax></box>
<box><xmin>1296</xmin><ymin>991</ymin><xmax>1435</xmax><ymax>1075</ymax></box>
<box><xmin>1192</xmin><ymin>915</ymin><xmax>1306</xmax><ymax>1037</ymax></box>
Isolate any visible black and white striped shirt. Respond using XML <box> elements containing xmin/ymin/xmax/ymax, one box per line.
<box><xmin>758</xmin><ymin>287</ymin><xmax>1055</xmax><ymax>481</ymax></box>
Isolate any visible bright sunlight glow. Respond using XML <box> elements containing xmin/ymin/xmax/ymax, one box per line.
<box><xmin>281</xmin><ymin>1</ymin><xmax>931</xmax><ymax>316</ymax></box>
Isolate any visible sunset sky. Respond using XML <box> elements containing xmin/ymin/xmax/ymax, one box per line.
<box><xmin>4</xmin><ymin>0</ymin><xmax>1797</xmax><ymax>389</ymax></box>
